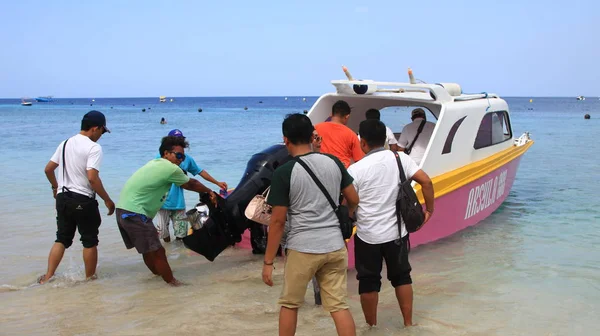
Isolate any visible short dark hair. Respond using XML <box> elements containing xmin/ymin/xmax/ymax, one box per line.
<box><xmin>365</xmin><ymin>109</ymin><xmax>380</xmax><ymax>120</ymax></box>
<box><xmin>359</xmin><ymin>119</ymin><xmax>387</xmax><ymax>148</ymax></box>
<box><xmin>332</xmin><ymin>100</ymin><xmax>351</xmax><ymax>117</ymax></box>
<box><xmin>159</xmin><ymin>136</ymin><xmax>189</xmax><ymax>157</ymax></box>
<box><xmin>81</xmin><ymin>120</ymin><xmax>96</xmax><ymax>131</ymax></box>
<box><xmin>282</xmin><ymin>113</ymin><xmax>314</xmax><ymax>145</ymax></box>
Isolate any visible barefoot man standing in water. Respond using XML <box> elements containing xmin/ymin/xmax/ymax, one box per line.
<box><xmin>115</xmin><ymin>135</ymin><xmax>216</xmax><ymax>286</ymax></box>
<box><xmin>39</xmin><ymin>111</ymin><xmax>115</xmax><ymax>284</ymax></box>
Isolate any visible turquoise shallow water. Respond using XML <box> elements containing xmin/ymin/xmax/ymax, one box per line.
<box><xmin>0</xmin><ymin>96</ymin><xmax>599</xmax><ymax>335</ymax></box>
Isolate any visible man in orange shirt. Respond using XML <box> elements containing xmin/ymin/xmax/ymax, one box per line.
<box><xmin>315</xmin><ymin>100</ymin><xmax>365</xmax><ymax>168</ymax></box>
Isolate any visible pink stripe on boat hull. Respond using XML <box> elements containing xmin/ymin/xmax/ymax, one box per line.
<box><xmin>236</xmin><ymin>156</ymin><xmax>523</xmax><ymax>269</ymax></box>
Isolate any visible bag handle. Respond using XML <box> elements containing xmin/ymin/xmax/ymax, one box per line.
<box><xmin>262</xmin><ymin>186</ymin><xmax>271</xmax><ymax>198</ymax></box>
<box><xmin>405</xmin><ymin>120</ymin><xmax>426</xmax><ymax>155</ymax></box>
<box><xmin>294</xmin><ymin>157</ymin><xmax>338</xmax><ymax>213</ymax></box>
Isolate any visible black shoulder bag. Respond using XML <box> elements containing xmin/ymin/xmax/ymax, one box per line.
<box><xmin>295</xmin><ymin>157</ymin><xmax>354</xmax><ymax>240</ymax></box>
<box><xmin>404</xmin><ymin>120</ymin><xmax>426</xmax><ymax>155</ymax></box>
<box><xmin>394</xmin><ymin>151</ymin><xmax>425</xmax><ymax>234</ymax></box>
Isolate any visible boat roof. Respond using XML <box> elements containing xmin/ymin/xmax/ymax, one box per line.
<box><xmin>330</xmin><ymin>79</ymin><xmax>500</xmax><ymax>104</ymax></box>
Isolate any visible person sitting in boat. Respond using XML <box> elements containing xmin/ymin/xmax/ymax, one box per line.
<box><xmin>160</xmin><ymin>117</ymin><xmax>167</xmax><ymax>125</ymax></box>
<box><xmin>357</xmin><ymin>108</ymin><xmax>399</xmax><ymax>151</ymax></box>
<box><xmin>315</xmin><ymin>100</ymin><xmax>364</xmax><ymax>168</ymax></box>
<box><xmin>347</xmin><ymin>119</ymin><xmax>434</xmax><ymax>328</ymax></box>
<box><xmin>397</xmin><ymin>108</ymin><xmax>435</xmax><ymax>166</ymax></box>
<box><xmin>154</xmin><ymin>129</ymin><xmax>228</xmax><ymax>242</ymax></box>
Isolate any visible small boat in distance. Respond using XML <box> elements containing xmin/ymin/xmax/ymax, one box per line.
<box><xmin>35</xmin><ymin>96</ymin><xmax>53</xmax><ymax>102</ymax></box>
<box><xmin>21</xmin><ymin>98</ymin><xmax>32</xmax><ymax>106</ymax></box>
<box><xmin>577</xmin><ymin>95</ymin><xmax>585</xmax><ymax>101</ymax></box>
<box><xmin>159</xmin><ymin>96</ymin><xmax>167</xmax><ymax>103</ymax></box>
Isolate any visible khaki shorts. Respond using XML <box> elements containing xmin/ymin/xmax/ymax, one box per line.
<box><xmin>279</xmin><ymin>247</ymin><xmax>349</xmax><ymax>313</ymax></box>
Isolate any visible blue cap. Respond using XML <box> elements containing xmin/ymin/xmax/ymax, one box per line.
<box><xmin>82</xmin><ymin>110</ymin><xmax>110</xmax><ymax>133</ymax></box>
<box><xmin>168</xmin><ymin>129</ymin><xmax>184</xmax><ymax>137</ymax></box>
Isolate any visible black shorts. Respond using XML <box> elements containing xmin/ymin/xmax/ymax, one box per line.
<box><xmin>354</xmin><ymin>235</ymin><xmax>412</xmax><ymax>294</ymax></box>
<box><xmin>55</xmin><ymin>191</ymin><xmax>101</xmax><ymax>249</ymax></box>
<box><xmin>116</xmin><ymin>208</ymin><xmax>162</xmax><ymax>254</ymax></box>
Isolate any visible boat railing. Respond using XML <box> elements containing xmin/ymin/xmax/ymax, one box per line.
<box><xmin>331</xmin><ymin>79</ymin><xmax>500</xmax><ymax>104</ymax></box>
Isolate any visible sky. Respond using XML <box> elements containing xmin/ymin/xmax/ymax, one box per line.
<box><xmin>1</xmin><ymin>0</ymin><xmax>599</xmax><ymax>98</ymax></box>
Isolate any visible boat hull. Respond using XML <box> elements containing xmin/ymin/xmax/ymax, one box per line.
<box><xmin>235</xmin><ymin>144</ymin><xmax>530</xmax><ymax>268</ymax></box>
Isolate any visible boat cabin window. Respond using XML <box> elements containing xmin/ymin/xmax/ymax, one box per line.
<box><xmin>474</xmin><ymin>111</ymin><xmax>512</xmax><ymax>149</ymax></box>
<box><xmin>442</xmin><ymin>116</ymin><xmax>467</xmax><ymax>154</ymax></box>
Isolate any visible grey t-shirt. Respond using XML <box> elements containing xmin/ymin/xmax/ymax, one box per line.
<box><xmin>267</xmin><ymin>152</ymin><xmax>353</xmax><ymax>254</ymax></box>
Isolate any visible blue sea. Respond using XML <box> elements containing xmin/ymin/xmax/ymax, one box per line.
<box><xmin>0</xmin><ymin>96</ymin><xmax>599</xmax><ymax>335</ymax></box>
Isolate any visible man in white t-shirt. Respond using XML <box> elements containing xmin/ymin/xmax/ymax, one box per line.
<box><xmin>38</xmin><ymin>111</ymin><xmax>115</xmax><ymax>284</ymax></box>
<box><xmin>397</xmin><ymin>108</ymin><xmax>436</xmax><ymax>166</ymax></box>
<box><xmin>347</xmin><ymin>119</ymin><xmax>435</xmax><ymax>327</ymax></box>
<box><xmin>358</xmin><ymin>109</ymin><xmax>399</xmax><ymax>151</ymax></box>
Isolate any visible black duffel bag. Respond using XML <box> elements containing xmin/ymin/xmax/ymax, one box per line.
<box><xmin>182</xmin><ymin>193</ymin><xmax>240</xmax><ymax>262</ymax></box>
<box><xmin>394</xmin><ymin>151</ymin><xmax>425</xmax><ymax>234</ymax></box>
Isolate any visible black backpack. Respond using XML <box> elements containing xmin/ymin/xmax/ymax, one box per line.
<box><xmin>394</xmin><ymin>151</ymin><xmax>425</xmax><ymax>233</ymax></box>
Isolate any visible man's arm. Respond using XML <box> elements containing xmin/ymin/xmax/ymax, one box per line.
<box><xmin>411</xmin><ymin>169</ymin><xmax>434</xmax><ymax>224</ymax></box>
<box><xmin>199</xmin><ymin>170</ymin><xmax>228</xmax><ymax>190</ymax></box>
<box><xmin>180</xmin><ymin>178</ymin><xmax>214</xmax><ymax>194</ymax></box>
<box><xmin>262</xmin><ymin>205</ymin><xmax>287</xmax><ymax>286</ymax></box>
<box><xmin>390</xmin><ymin>144</ymin><xmax>399</xmax><ymax>152</ymax></box>
<box><xmin>87</xmin><ymin>169</ymin><xmax>115</xmax><ymax>215</ymax></box>
<box><xmin>44</xmin><ymin>161</ymin><xmax>59</xmax><ymax>198</ymax></box>
<box><xmin>341</xmin><ymin>183</ymin><xmax>359</xmax><ymax>215</ymax></box>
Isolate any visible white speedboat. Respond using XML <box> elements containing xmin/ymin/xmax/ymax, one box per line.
<box><xmin>183</xmin><ymin>68</ymin><xmax>534</xmax><ymax>269</ymax></box>
<box><xmin>577</xmin><ymin>96</ymin><xmax>585</xmax><ymax>100</ymax></box>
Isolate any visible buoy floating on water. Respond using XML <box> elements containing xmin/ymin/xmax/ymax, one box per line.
<box><xmin>303</xmin><ymin>97</ymin><xmax>306</xmax><ymax>101</ymax></box>
<box><xmin>584</xmin><ymin>114</ymin><xmax>591</xmax><ymax>119</ymax></box>
<box><xmin>530</xmin><ymin>99</ymin><xmax>533</xmax><ymax>103</ymax></box>
<box><xmin>198</xmin><ymin>108</ymin><xmax>203</xmax><ymax>112</ymax></box>
<box><xmin>284</xmin><ymin>97</ymin><xmax>288</xmax><ymax>101</ymax></box>
<box><xmin>142</xmin><ymin>108</ymin><xmax>146</xmax><ymax>112</ymax></box>
<box><xmin>244</xmin><ymin>106</ymin><xmax>248</xmax><ymax>110</ymax></box>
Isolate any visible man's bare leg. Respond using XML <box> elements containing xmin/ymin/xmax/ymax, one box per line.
<box><xmin>330</xmin><ymin>309</ymin><xmax>356</xmax><ymax>336</ymax></box>
<box><xmin>142</xmin><ymin>252</ymin><xmax>159</xmax><ymax>275</ymax></box>
<box><xmin>145</xmin><ymin>247</ymin><xmax>180</xmax><ymax>285</ymax></box>
<box><xmin>83</xmin><ymin>246</ymin><xmax>98</xmax><ymax>280</ymax></box>
<box><xmin>279</xmin><ymin>307</ymin><xmax>298</xmax><ymax>336</ymax></box>
<box><xmin>39</xmin><ymin>242</ymin><xmax>66</xmax><ymax>283</ymax></box>
<box><xmin>395</xmin><ymin>284</ymin><xmax>414</xmax><ymax>326</ymax></box>
<box><xmin>360</xmin><ymin>292</ymin><xmax>379</xmax><ymax>326</ymax></box>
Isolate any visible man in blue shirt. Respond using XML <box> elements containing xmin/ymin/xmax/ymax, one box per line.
<box><xmin>155</xmin><ymin>129</ymin><xmax>228</xmax><ymax>242</ymax></box>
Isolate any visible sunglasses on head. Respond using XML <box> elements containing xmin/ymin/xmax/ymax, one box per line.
<box><xmin>170</xmin><ymin>151</ymin><xmax>186</xmax><ymax>160</ymax></box>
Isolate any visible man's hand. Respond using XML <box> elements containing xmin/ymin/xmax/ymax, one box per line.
<box><xmin>217</xmin><ymin>181</ymin><xmax>228</xmax><ymax>191</ymax></box>
<box><xmin>105</xmin><ymin>199</ymin><xmax>115</xmax><ymax>216</ymax></box>
<box><xmin>52</xmin><ymin>189</ymin><xmax>57</xmax><ymax>199</ymax></box>
<box><xmin>423</xmin><ymin>210</ymin><xmax>433</xmax><ymax>226</ymax></box>
<box><xmin>262</xmin><ymin>264</ymin><xmax>274</xmax><ymax>286</ymax></box>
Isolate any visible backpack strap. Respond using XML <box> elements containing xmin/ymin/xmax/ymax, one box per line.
<box><xmin>61</xmin><ymin>139</ymin><xmax>70</xmax><ymax>193</ymax></box>
<box><xmin>405</xmin><ymin>120</ymin><xmax>426</xmax><ymax>155</ymax></box>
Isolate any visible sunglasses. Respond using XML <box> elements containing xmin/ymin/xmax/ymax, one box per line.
<box><xmin>170</xmin><ymin>151</ymin><xmax>186</xmax><ymax>160</ymax></box>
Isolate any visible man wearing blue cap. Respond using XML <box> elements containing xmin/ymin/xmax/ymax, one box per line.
<box><xmin>39</xmin><ymin>111</ymin><xmax>115</xmax><ymax>284</ymax></box>
<box><xmin>155</xmin><ymin>129</ymin><xmax>228</xmax><ymax>242</ymax></box>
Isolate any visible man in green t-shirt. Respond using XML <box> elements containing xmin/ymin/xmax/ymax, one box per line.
<box><xmin>116</xmin><ymin>136</ymin><xmax>215</xmax><ymax>286</ymax></box>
